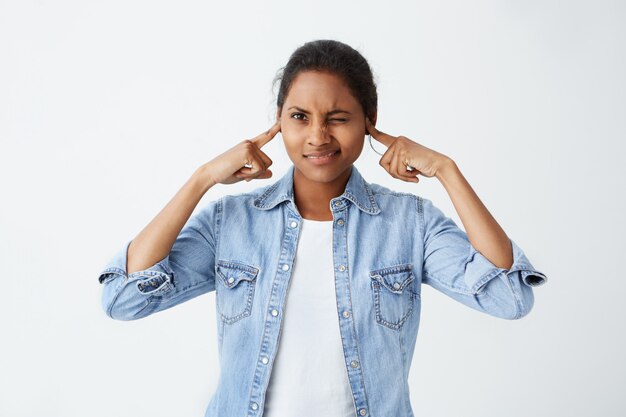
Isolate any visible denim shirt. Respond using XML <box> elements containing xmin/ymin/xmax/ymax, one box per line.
<box><xmin>97</xmin><ymin>164</ymin><xmax>547</xmax><ymax>417</ymax></box>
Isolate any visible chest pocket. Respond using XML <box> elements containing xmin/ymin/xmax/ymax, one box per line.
<box><xmin>370</xmin><ymin>263</ymin><xmax>418</xmax><ymax>330</ymax></box>
<box><xmin>216</xmin><ymin>259</ymin><xmax>260</xmax><ymax>324</ymax></box>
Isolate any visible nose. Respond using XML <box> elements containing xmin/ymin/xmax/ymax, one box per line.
<box><xmin>307</xmin><ymin>120</ymin><xmax>331</xmax><ymax>146</ymax></box>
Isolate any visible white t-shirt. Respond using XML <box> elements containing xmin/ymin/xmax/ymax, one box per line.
<box><xmin>262</xmin><ymin>218</ymin><xmax>355</xmax><ymax>417</ymax></box>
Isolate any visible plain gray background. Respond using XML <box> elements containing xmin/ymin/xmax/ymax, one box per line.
<box><xmin>1</xmin><ymin>0</ymin><xmax>624</xmax><ymax>416</ymax></box>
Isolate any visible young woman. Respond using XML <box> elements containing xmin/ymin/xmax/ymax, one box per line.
<box><xmin>98</xmin><ymin>40</ymin><xmax>547</xmax><ymax>417</ymax></box>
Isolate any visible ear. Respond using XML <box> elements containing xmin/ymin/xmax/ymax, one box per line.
<box><xmin>365</xmin><ymin>110</ymin><xmax>377</xmax><ymax>130</ymax></box>
<box><xmin>370</xmin><ymin>111</ymin><xmax>377</xmax><ymax>126</ymax></box>
<box><xmin>276</xmin><ymin>108</ymin><xmax>282</xmax><ymax>122</ymax></box>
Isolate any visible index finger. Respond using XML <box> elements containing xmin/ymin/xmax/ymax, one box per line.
<box><xmin>251</xmin><ymin>119</ymin><xmax>282</xmax><ymax>148</ymax></box>
<box><xmin>365</xmin><ymin>117</ymin><xmax>396</xmax><ymax>148</ymax></box>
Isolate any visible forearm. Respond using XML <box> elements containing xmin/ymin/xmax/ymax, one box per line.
<box><xmin>126</xmin><ymin>165</ymin><xmax>217</xmax><ymax>274</ymax></box>
<box><xmin>435</xmin><ymin>158</ymin><xmax>513</xmax><ymax>269</ymax></box>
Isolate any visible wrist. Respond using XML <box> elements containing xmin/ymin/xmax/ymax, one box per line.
<box><xmin>193</xmin><ymin>164</ymin><xmax>217</xmax><ymax>193</ymax></box>
<box><xmin>435</xmin><ymin>157</ymin><xmax>457</xmax><ymax>181</ymax></box>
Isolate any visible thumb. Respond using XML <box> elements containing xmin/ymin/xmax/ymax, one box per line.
<box><xmin>245</xmin><ymin>169</ymin><xmax>273</xmax><ymax>182</ymax></box>
<box><xmin>259</xmin><ymin>169</ymin><xmax>273</xmax><ymax>178</ymax></box>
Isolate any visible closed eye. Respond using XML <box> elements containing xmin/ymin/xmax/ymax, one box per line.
<box><xmin>290</xmin><ymin>113</ymin><xmax>348</xmax><ymax>123</ymax></box>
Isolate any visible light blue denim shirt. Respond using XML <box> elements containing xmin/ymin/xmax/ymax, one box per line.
<box><xmin>97</xmin><ymin>164</ymin><xmax>547</xmax><ymax>417</ymax></box>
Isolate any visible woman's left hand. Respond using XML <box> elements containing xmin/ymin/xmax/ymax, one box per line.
<box><xmin>365</xmin><ymin>117</ymin><xmax>451</xmax><ymax>183</ymax></box>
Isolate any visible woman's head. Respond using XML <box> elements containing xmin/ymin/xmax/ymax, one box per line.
<box><xmin>274</xmin><ymin>40</ymin><xmax>378</xmax><ymax>123</ymax></box>
<box><xmin>273</xmin><ymin>39</ymin><xmax>378</xmax><ymax>184</ymax></box>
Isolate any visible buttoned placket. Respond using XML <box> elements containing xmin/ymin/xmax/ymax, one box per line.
<box><xmin>247</xmin><ymin>209</ymin><xmax>301</xmax><ymax>416</ymax></box>
<box><xmin>246</xmin><ymin>198</ymin><xmax>370</xmax><ymax>417</ymax></box>
<box><xmin>330</xmin><ymin>198</ymin><xmax>370</xmax><ymax>417</ymax></box>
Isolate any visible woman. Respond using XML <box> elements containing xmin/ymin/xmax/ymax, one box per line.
<box><xmin>97</xmin><ymin>40</ymin><xmax>547</xmax><ymax>417</ymax></box>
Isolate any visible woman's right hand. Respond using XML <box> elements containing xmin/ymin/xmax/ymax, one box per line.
<box><xmin>201</xmin><ymin>120</ymin><xmax>281</xmax><ymax>186</ymax></box>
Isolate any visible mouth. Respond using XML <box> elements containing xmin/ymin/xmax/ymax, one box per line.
<box><xmin>303</xmin><ymin>150</ymin><xmax>340</xmax><ymax>164</ymax></box>
<box><xmin>304</xmin><ymin>150</ymin><xmax>339</xmax><ymax>158</ymax></box>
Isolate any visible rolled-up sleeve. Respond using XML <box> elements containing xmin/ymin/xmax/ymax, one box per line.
<box><xmin>97</xmin><ymin>199</ymin><xmax>221</xmax><ymax>321</ymax></box>
<box><xmin>418</xmin><ymin>196</ymin><xmax>547</xmax><ymax>320</ymax></box>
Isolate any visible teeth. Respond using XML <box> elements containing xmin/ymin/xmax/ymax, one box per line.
<box><xmin>307</xmin><ymin>151</ymin><xmax>336</xmax><ymax>159</ymax></box>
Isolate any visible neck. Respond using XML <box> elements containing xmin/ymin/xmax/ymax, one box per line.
<box><xmin>293</xmin><ymin>165</ymin><xmax>352</xmax><ymax>221</ymax></box>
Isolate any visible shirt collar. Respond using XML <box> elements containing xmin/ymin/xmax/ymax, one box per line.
<box><xmin>252</xmin><ymin>164</ymin><xmax>381</xmax><ymax>215</ymax></box>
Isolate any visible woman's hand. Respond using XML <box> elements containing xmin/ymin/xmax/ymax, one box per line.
<box><xmin>201</xmin><ymin>120</ymin><xmax>281</xmax><ymax>186</ymax></box>
<box><xmin>365</xmin><ymin>117</ymin><xmax>451</xmax><ymax>183</ymax></box>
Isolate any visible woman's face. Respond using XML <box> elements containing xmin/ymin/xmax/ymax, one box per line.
<box><xmin>277</xmin><ymin>70</ymin><xmax>369</xmax><ymax>185</ymax></box>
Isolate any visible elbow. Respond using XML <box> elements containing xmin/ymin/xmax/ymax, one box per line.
<box><xmin>489</xmin><ymin>299</ymin><xmax>534</xmax><ymax>321</ymax></box>
<box><xmin>496</xmin><ymin>281</ymin><xmax>536</xmax><ymax>320</ymax></box>
<box><xmin>475</xmin><ymin>274</ymin><xmax>536</xmax><ymax>320</ymax></box>
<box><xmin>106</xmin><ymin>305</ymin><xmax>150</xmax><ymax>321</ymax></box>
<box><xmin>510</xmin><ymin>284</ymin><xmax>535</xmax><ymax>320</ymax></box>
<box><xmin>99</xmin><ymin>274</ymin><xmax>154</xmax><ymax>321</ymax></box>
<box><xmin>102</xmin><ymin>295</ymin><xmax>152</xmax><ymax>321</ymax></box>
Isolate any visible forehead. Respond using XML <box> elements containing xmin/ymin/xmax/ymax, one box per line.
<box><xmin>285</xmin><ymin>70</ymin><xmax>360</xmax><ymax>109</ymax></box>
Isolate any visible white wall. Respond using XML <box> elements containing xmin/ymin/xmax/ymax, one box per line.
<box><xmin>1</xmin><ymin>0</ymin><xmax>624</xmax><ymax>416</ymax></box>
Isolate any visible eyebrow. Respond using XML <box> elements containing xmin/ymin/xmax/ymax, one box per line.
<box><xmin>287</xmin><ymin>106</ymin><xmax>351</xmax><ymax>115</ymax></box>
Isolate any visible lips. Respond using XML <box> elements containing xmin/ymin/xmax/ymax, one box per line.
<box><xmin>304</xmin><ymin>150</ymin><xmax>339</xmax><ymax>158</ymax></box>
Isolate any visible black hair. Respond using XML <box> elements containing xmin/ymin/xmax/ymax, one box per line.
<box><xmin>272</xmin><ymin>39</ymin><xmax>378</xmax><ymax>122</ymax></box>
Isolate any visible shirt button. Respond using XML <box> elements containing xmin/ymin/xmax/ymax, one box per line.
<box><xmin>393</xmin><ymin>282</ymin><xmax>401</xmax><ymax>290</ymax></box>
<box><xmin>343</xmin><ymin>310</ymin><xmax>350</xmax><ymax>318</ymax></box>
<box><xmin>359</xmin><ymin>408</ymin><xmax>367</xmax><ymax>415</ymax></box>
<box><xmin>351</xmin><ymin>360</ymin><xmax>359</xmax><ymax>368</ymax></box>
<box><xmin>334</xmin><ymin>201</ymin><xmax>341</xmax><ymax>207</ymax></box>
<box><xmin>261</xmin><ymin>356</ymin><xmax>269</xmax><ymax>364</ymax></box>
<box><xmin>271</xmin><ymin>309</ymin><xmax>279</xmax><ymax>317</ymax></box>
<box><xmin>290</xmin><ymin>221</ymin><xmax>298</xmax><ymax>228</ymax></box>
<box><xmin>337</xmin><ymin>219</ymin><xmax>344</xmax><ymax>226</ymax></box>
<box><xmin>228</xmin><ymin>277</ymin><xmax>235</xmax><ymax>284</ymax></box>
<box><xmin>282</xmin><ymin>264</ymin><xmax>290</xmax><ymax>271</ymax></box>
<box><xmin>339</xmin><ymin>265</ymin><xmax>346</xmax><ymax>272</ymax></box>
<box><xmin>251</xmin><ymin>402</ymin><xmax>258</xmax><ymax>410</ymax></box>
